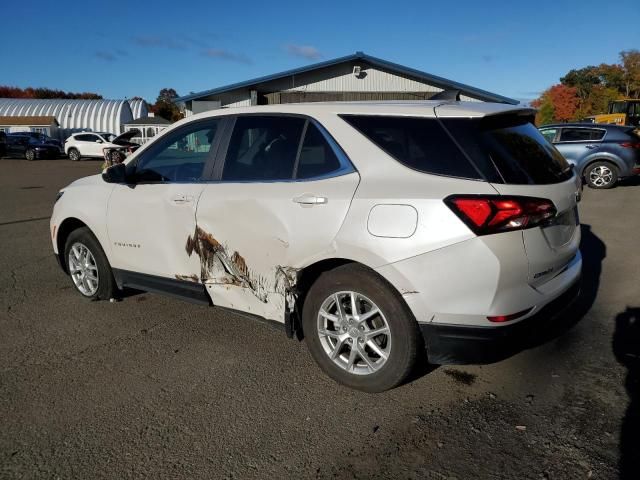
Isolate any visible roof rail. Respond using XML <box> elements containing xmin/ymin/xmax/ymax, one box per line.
<box><xmin>430</xmin><ymin>89</ymin><xmax>461</xmax><ymax>101</ymax></box>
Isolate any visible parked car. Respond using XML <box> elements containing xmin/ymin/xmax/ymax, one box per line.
<box><xmin>0</xmin><ymin>131</ymin><xmax>6</xmax><ymax>157</ymax></box>
<box><xmin>64</xmin><ymin>132</ymin><xmax>120</xmax><ymax>161</ymax></box>
<box><xmin>3</xmin><ymin>134</ymin><xmax>60</xmax><ymax>160</ymax></box>
<box><xmin>101</xmin><ymin>129</ymin><xmax>142</xmax><ymax>165</ymax></box>
<box><xmin>539</xmin><ymin>123</ymin><xmax>640</xmax><ymax>188</ymax></box>
<box><xmin>7</xmin><ymin>131</ymin><xmax>63</xmax><ymax>154</ymax></box>
<box><xmin>51</xmin><ymin>101</ymin><xmax>582</xmax><ymax>392</ymax></box>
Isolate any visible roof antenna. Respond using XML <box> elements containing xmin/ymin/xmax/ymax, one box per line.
<box><xmin>431</xmin><ymin>89</ymin><xmax>461</xmax><ymax>101</ymax></box>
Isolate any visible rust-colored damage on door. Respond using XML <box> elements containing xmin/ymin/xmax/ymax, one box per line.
<box><xmin>185</xmin><ymin>226</ymin><xmax>299</xmax><ymax>305</ymax></box>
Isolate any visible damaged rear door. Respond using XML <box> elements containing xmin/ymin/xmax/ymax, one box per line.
<box><xmin>106</xmin><ymin>118</ymin><xmax>224</xmax><ymax>282</ymax></box>
<box><xmin>191</xmin><ymin>114</ymin><xmax>359</xmax><ymax>322</ymax></box>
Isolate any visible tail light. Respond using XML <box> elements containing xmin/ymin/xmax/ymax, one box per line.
<box><xmin>444</xmin><ymin>195</ymin><xmax>556</xmax><ymax>235</ymax></box>
<box><xmin>620</xmin><ymin>142</ymin><xmax>640</xmax><ymax>149</ymax></box>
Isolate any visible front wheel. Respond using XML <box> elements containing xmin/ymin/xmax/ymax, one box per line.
<box><xmin>25</xmin><ymin>149</ymin><xmax>35</xmax><ymax>161</ymax></box>
<box><xmin>64</xmin><ymin>227</ymin><xmax>116</xmax><ymax>300</ymax></box>
<box><xmin>586</xmin><ymin>161</ymin><xmax>618</xmax><ymax>189</ymax></box>
<box><xmin>302</xmin><ymin>264</ymin><xmax>421</xmax><ymax>392</ymax></box>
<box><xmin>68</xmin><ymin>148</ymin><xmax>81</xmax><ymax>161</ymax></box>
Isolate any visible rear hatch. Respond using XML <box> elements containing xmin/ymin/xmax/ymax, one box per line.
<box><xmin>436</xmin><ymin>107</ymin><xmax>582</xmax><ymax>287</ymax></box>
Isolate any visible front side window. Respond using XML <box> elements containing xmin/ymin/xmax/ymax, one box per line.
<box><xmin>559</xmin><ymin>128</ymin><xmax>604</xmax><ymax>142</ymax></box>
<box><xmin>540</xmin><ymin>128</ymin><xmax>558</xmax><ymax>143</ymax></box>
<box><xmin>222</xmin><ymin>116</ymin><xmax>306</xmax><ymax>181</ymax></box>
<box><xmin>134</xmin><ymin>120</ymin><xmax>219</xmax><ymax>182</ymax></box>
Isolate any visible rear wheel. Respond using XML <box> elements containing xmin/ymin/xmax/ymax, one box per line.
<box><xmin>25</xmin><ymin>149</ymin><xmax>35</xmax><ymax>161</ymax></box>
<box><xmin>64</xmin><ymin>227</ymin><xmax>116</xmax><ymax>300</ymax></box>
<box><xmin>68</xmin><ymin>148</ymin><xmax>81</xmax><ymax>161</ymax></box>
<box><xmin>586</xmin><ymin>161</ymin><xmax>618</xmax><ymax>189</ymax></box>
<box><xmin>302</xmin><ymin>264</ymin><xmax>421</xmax><ymax>392</ymax></box>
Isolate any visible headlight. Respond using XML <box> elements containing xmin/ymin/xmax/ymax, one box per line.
<box><xmin>55</xmin><ymin>191</ymin><xmax>64</xmax><ymax>203</ymax></box>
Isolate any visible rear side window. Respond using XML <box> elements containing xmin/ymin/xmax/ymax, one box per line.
<box><xmin>74</xmin><ymin>134</ymin><xmax>93</xmax><ymax>141</ymax></box>
<box><xmin>559</xmin><ymin>128</ymin><xmax>605</xmax><ymax>142</ymax></box>
<box><xmin>341</xmin><ymin>115</ymin><xmax>481</xmax><ymax>179</ymax></box>
<box><xmin>441</xmin><ymin>116</ymin><xmax>572</xmax><ymax>185</ymax></box>
<box><xmin>222</xmin><ymin>116</ymin><xmax>305</xmax><ymax>181</ymax></box>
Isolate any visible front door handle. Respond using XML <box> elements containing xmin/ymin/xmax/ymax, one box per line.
<box><xmin>585</xmin><ymin>144</ymin><xmax>598</xmax><ymax>149</ymax></box>
<box><xmin>171</xmin><ymin>194</ymin><xmax>194</xmax><ymax>204</ymax></box>
<box><xmin>293</xmin><ymin>194</ymin><xmax>328</xmax><ymax>205</ymax></box>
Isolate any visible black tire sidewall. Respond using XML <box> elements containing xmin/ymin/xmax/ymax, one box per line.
<box><xmin>64</xmin><ymin>227</ymin><xmax>115</xmax><ymax>301</ymax></box>
<box><xmin>302</xmin><ymin>265</ymin><xmax>420</xmax><ymax>392</ymax></box>
<box><xmin>586</xmin><ymin>161</ymin><xmax>618</xmax><ymax>189</ymax></box>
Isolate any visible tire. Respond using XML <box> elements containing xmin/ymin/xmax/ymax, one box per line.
<box><xmin>64</xmin><ymin>227</ymin><xmax>116</xmax><ymax>301</ymax></box>
<box><xmin>302</xmin><ymin>264</ymin><xmax>421</xmax><ymax>392</ymax></box>
<box><xmin>585</xmin><ymin>161</ymin><xmax>618</xmax><ymax>189</ymax></box>
<box><xmin>25</xmin><ymin>149</ymin><xmax>35</xmax><ymax>161</ymax></box>
<box><xmin>68</xmin><ymin>148</ymin><xmax>81</xmax><ymax>161</ymax></box>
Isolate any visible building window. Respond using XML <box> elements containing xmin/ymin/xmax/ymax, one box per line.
<box><xmin>31</xmin><ymin>127</ymin><xmax>47</xmax><ymax>135</ymax></box>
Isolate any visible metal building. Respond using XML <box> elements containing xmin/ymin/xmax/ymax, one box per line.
<box><xmin>0</xmin><ymin>98</ymin><xmax>148</xmax><ymax>141</ymax></box>
<box><xmin>176</xmin><ymin>51</ymin><xmax>518</xmax><ymax>116</ymax></box>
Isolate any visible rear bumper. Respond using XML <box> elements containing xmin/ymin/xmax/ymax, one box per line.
<box><xmin>420</xmin><ymin>278</ymin><xmax>581</xmax><ymax>365</ymax></box>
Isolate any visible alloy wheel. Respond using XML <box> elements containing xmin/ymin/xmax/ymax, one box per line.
<box><xmin>590</xmin><ymin>165</ymin><xmax>613</xmax><ymax>187</ymax></box>
<box><xmin>317</xmin><ymin>291</ymin><xmax>391</xmax><ymax>375</ymax></box>
<box><xmin>68</xmin><ymin>242</ymin><xmax>99</xmax><ymax>296</ymax></box>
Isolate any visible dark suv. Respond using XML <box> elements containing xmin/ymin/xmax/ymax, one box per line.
<box><xmin>3</xmin><ymin>134</ymin><xmax>60</xmax><ymax>160</ymax></box>
<box><xmin>540</xmin><ymin>123</ymin><xmax>640</xmax><ymax>188</ymax></box>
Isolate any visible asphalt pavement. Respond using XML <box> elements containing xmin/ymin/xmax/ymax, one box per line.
<box><xmin>1</xmin><ymin>158</ymin><xmax>639</xmax><ymax>479</ymax></box>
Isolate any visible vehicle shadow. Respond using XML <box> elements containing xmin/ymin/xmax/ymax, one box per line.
<box><xmin>613</xmin><ymin>307</ymin><xmax>640</xmax><ymax>479</ymax></box>
<box><xmin>616</xmin><ymin>176</ymin><xmax>640</xmax><ymax>187</ymax></box>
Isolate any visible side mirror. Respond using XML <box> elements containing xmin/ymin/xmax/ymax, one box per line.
<box><xmin>96</xmin><ymin>139</ymin><xmax>103</xmax><ymax>144</ymax></box>
<box><xmin>102</xmin><ymin>163</ymin><xmax>128</xmax><ymax>183</ymax></box>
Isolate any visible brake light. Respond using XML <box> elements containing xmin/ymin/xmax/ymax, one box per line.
<box><xmin>620</xmin><ymin>142</ymin><xmax>640</xmax><ymax>149</ymax></box>
<box><xmin>445</xmin><ymin>195</ymin><xmax>556</xmax><ymax>235</ymax></box>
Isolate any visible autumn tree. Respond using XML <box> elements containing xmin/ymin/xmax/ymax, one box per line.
<box><xmin>620</xmin><ymin>50</ymin><xmax>640</xmax><ymax>98</ymax></box>
<box><xmin>532</xmin><ymin>84</ymin><xmax>579</xmax><ymax>124</ymax></box>
<box><xmin>0</xmin><ymin>86</ymin><xmax>102</xmax><ymax>99</ymax></box>
<box><xmin>152</xmin><ymin>88</ymin><xmax>181</xmax><ymax>121</ymax></box>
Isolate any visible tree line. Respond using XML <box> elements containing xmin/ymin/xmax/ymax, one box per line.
<box><xmin>532</xmin><ymin>49</ymin><xmax>640</xmax><ymax>125</ymax></box>
<box><xmin>0</xmin><ymin>86</ymin><xmax>102</xmax><ymax>100</ymax></box>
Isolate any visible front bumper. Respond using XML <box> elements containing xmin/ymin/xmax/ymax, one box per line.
<box><xmin>420</xmin><ymin>278</ymin><xmax>581</xmax><ymax>365</ymax></box>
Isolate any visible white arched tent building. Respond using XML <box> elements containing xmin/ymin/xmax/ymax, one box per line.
<box><xmin>0</xmin><ymin>98</ymin><xmax>148</xmax><ymax>141</ymax></box>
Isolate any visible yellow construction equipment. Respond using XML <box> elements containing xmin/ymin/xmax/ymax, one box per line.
<box><xmin>592</xmin><ymin>99</ymin><xmax>640</xmax><ymax>126</ymax></box>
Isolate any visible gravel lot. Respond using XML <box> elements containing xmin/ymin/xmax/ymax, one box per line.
<box><xmin>1</xmin><ymin>158</ymin><xmax>639</xmax><ymax>479</ymax></box>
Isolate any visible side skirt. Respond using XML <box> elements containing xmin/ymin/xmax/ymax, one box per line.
<box><xmin>112</xmin><ymin>269</ymin><xmax>212</xmax><ymax>306</ymax></box>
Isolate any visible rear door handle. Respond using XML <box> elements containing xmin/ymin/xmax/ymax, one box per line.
<box><xmin>171</xmin><ymin>194</ymin><xmax>194</xmax><ymax>204</ymax></box>
<box><xmin>293</xmin><ymin>194</ymin><xmax>328</xmax><ymax>205</ymax></box>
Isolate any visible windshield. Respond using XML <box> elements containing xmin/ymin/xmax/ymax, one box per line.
<box><xmin>610</xmin><ymin>102</ymin><xmax>629</xmax><ymax>114</ymax></box>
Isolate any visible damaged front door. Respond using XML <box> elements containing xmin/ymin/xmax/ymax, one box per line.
<box><xmin>107</xmin><ymin>118</ymin><xmax>223</xmax><ymax>281</ymax></box>
<box><xmin>191</xmin><ymin>115</ymin><xmax>359</xmax><ymax>322</ymax></box>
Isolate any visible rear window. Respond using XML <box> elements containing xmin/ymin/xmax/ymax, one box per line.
<box><xmin>440</xmin><ymin>115</ymin><xmax>572</xmax><ymax>185</ymax></box>
<box><xmin>341</xmin><ymin>115</ymin><xmax>482</xmax><ymax>179</ymax></box>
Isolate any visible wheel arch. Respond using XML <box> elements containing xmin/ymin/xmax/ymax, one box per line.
<box><xmin>580</xmin><ymin>156</ymin><xmax>623</xmax><ymax>178</ymax></box>
<box><xmin>293</xmin><ymin>257</ymin><xmax>415</xmax><ymax>337</ymax></box>
<box><xmin>56</xmin><ymin>217</ymin><xmax>90</xmax><ymax>273</ymax></box>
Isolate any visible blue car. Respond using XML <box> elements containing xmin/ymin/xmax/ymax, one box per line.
<box><xmin>539</xmin><ymin>123</ymin><xmax>640</xmax><ymax>188</ymax></box>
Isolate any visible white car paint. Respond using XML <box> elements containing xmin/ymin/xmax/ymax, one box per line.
<box><xmin>51</xmin><ymin>101</ymin><xmax>582</xmax><ymax>334</ymax></box>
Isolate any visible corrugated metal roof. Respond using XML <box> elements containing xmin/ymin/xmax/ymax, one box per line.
<box><xmin>175</xmin><ymin>51</ymin><xmax>518</xmax><ymax>105</ymax></box>
<box><xmin>0</xmin><ymin>115</ymin><xmax>58</xmax><ymax>126</ymax></box>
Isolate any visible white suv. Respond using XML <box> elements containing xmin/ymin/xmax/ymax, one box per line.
<box><xmin>51</xmin><ymin>101</ymin><xmax>582</xmax><ymax>392</ymax></box>
<box><xmin>64</xmin><ymin>132</ymin><xmax>118</xmax><ymax>161</ymax></box>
